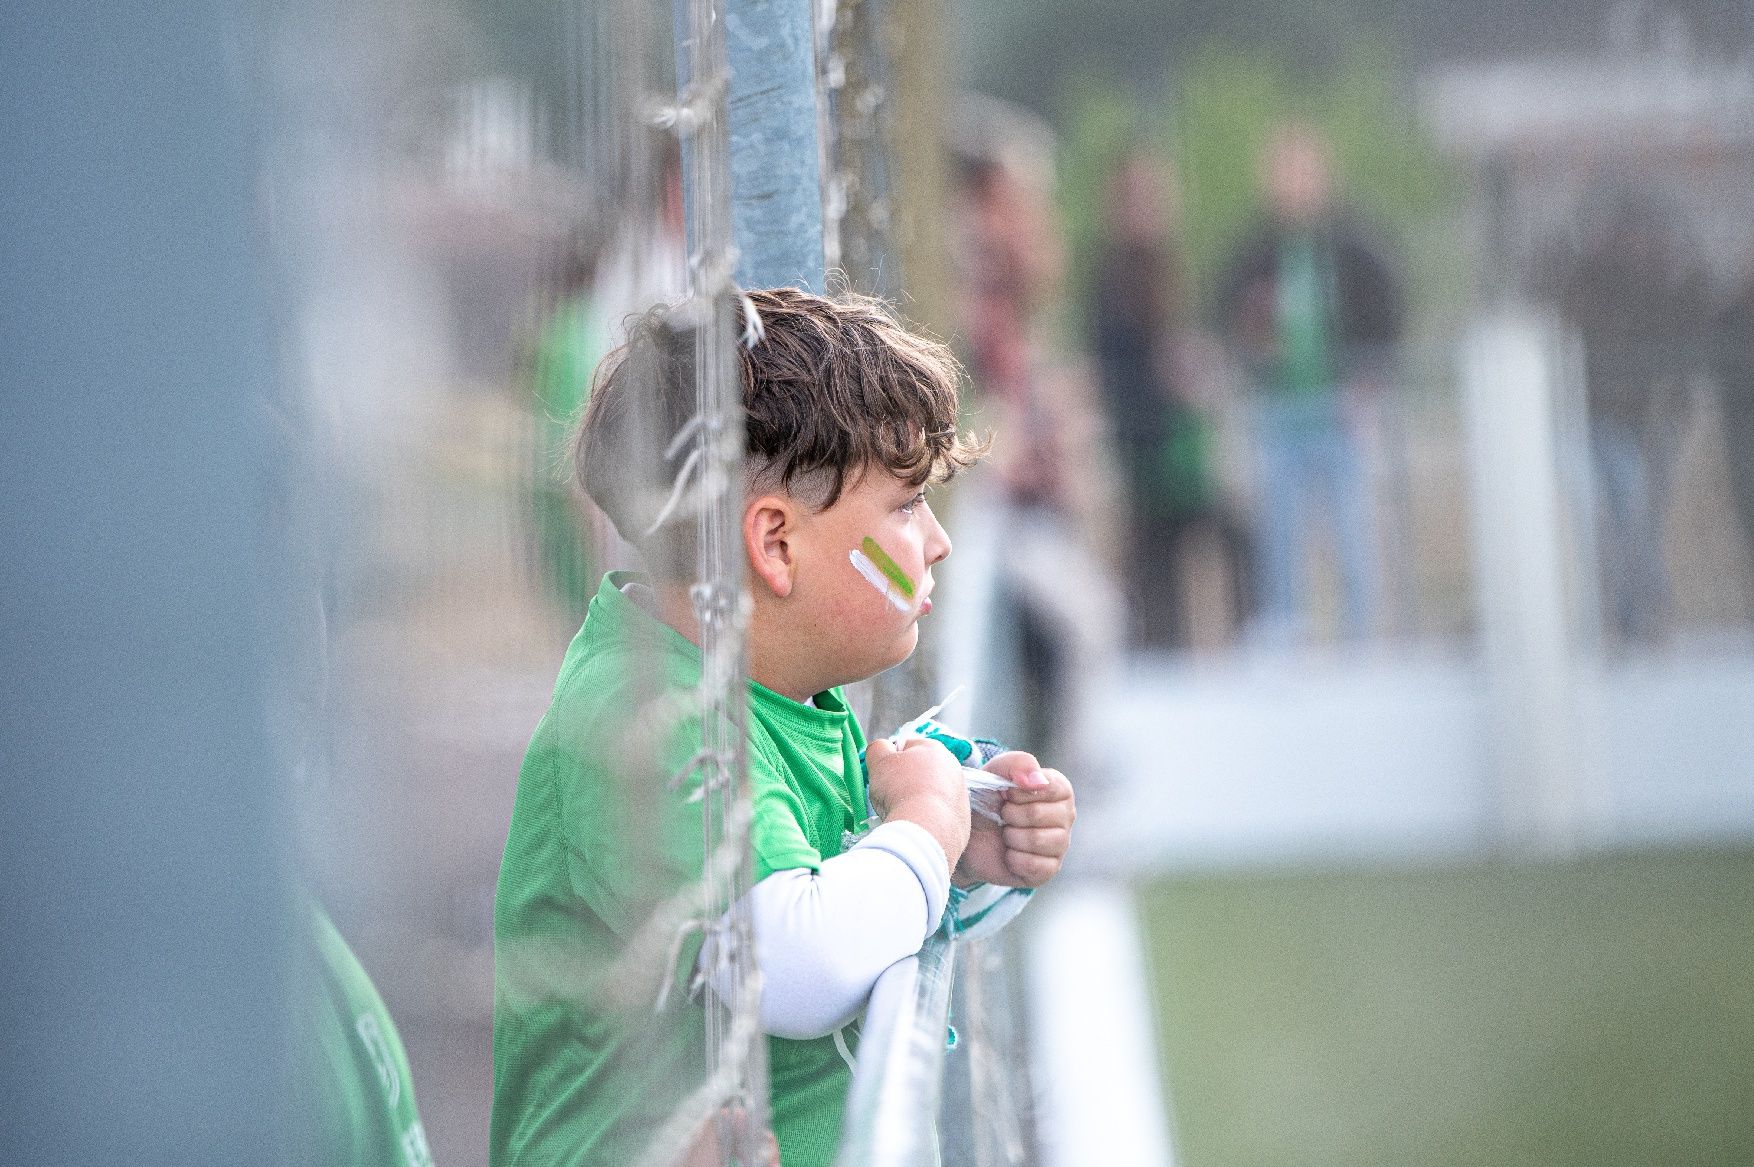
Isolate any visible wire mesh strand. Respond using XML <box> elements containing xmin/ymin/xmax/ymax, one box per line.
<box><xmin>676</xmin><ymin>0</ymin><xmax>769</xmax><ymax>1162</ymax></box>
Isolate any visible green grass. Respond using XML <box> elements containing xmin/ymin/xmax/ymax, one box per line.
<box><xmin>1136</xmin><ymin>848</ymin><xmax>1754</xmax><ymax>1166</ymax></box>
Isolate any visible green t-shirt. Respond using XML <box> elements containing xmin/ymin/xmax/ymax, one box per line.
<box><xmin>491</xmin><ymin>573</ymin><xmax>871</xmax><ymax>1167</ymax></box>
<box><xmin>1273</xmin><ymin>232</ymin><xmax>1338</xmax><ymax>396</ymax></box>
<box><xmin>300</xmin><ymin>900</ymin><xmax>434</xmax><ymax>1167</ymax></box>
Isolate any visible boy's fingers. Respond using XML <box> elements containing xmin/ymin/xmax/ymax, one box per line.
<box><xmin>1005</xmin><ymin>851</ymin><xmax>1060</xmax><ymax>887</ymax></box>
<box><xmin>1003</xmin><ymin>769</ymin><xmax>1073</xmax><ymax>804</ymax></box>
<box><xmin>1002</xmin><ymin>825</ymin><xmax>1071</xmax><ymax>858</ymax></box>
<box><xmin>999</xmin><ymin>798</ymin><xmax>1073</xmax><ymax>828</ymax></box>
<box><xmin>983</xmin><ymin>750</ymin><xmax>1048</xmax><ymax>788</ymax></box>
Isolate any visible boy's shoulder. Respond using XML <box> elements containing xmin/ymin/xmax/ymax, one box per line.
<box><xmin>556</xmin><ymin>572</ymin><xmax>697</xmax><ymax>684</ymax></box>
<box><xmin>533</xmin><ymin>573</ymin><xmax>865</xmax><ymax>794</ymax></box>
<box><xmin>528</xmin><ymin>574</ymin><xmax>701</xmax><ymax>766</ymax></box>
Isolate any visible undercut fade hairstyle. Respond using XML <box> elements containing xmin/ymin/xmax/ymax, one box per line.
<box><xmin>574</xmin><ymin>286</ymin><xmax>987</xmax><ymax>577</ymax></box>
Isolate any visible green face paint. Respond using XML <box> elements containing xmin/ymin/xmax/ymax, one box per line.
<box><xmin>859</xmin><ymin>536</ymin><xmax>916</xmax><ymax>599</ymax></box>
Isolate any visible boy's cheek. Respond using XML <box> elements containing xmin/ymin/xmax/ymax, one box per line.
<box><xmin>806</xmin><ymin>575</ymin><xmax>916</xmax><ymax>668</ymax></box>
<box><xmin>839</xmin><ymin>551</ymin><xmax>922</xmax><ymax>625</ymax></box>
<box><xmin>845</xmin><ymin>591</ymin><xmax>922</xmax><ymax>657</ymax></box>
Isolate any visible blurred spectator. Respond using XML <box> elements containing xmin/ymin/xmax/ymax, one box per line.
<box><xmin>275</xmin><ymin>552</ymin><xmax>435</xmax><ymax>1165</ymax></box>
<box><xmin>1092</xmin><ymin>150</ymin><xmax>1249</xmax><ymax>648</ymax></box>
<box><xmin>948</xmin><ymin>100</ymin><xmax>1122</xmax><ymax>762</ymax></box>
<box><xmin>1549</xmin><ymin>185</ymin><xmax>1711</xmax><ymax>645</ymax></box>
<box><xmin>1709</xmin><ymin>261</ymin><xmax>1754</xmax><ymax>610</ymax></box>
<box><xmin>526</xmin><ymin>148</ymin><xmax>689</xmax><ymax>623</ymax></box>
<box><xmin>1215</xmin><ymin>125</ymin><xmax>1403</xmax><ymax>645</ymax></box>
<box><xmin>298</xmin><ymin>897</ymin><xmax>436</xmax><ymax>1167</ymax></box>
<box><xmin>527</xmin><ymin>232</ymin><xmax>610</xmax><ymax>620</ymax></box>
<box><xmin>955</xmin><ymin>151</ymin><xmax>1073</xmax><ymax>509</ymax></box>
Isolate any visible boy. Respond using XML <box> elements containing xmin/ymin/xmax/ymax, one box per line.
<box><xmin>491</xmin><ymin>288</ymin><xmax>1076</xmax><ymax>1167</ymax></box>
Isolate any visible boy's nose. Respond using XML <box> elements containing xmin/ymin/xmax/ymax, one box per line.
<box><xmin>924</xmin><ymin>504</ymin><xmax>952</xmax><ymax>565</ymax></box>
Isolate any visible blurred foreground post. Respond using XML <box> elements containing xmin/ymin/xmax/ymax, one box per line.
<box><xmin>888</xmin><ymin>0</ymin><xmax>954</xmax><ymax>333</ymax></box>
<box><xmin>1463</xmin><ymin>313</ymin><xmax>1605</xmax><ymax>848</ymax></box>
<box><xmin>0</xmin><ymin>2</ymin><xmax>292</xmax><ymax>1163</ymax></box>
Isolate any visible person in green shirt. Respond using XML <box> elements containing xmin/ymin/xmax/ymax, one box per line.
<box><xmin>1214</xmin><ymin>125</ymin><xmax>1404</xmax><ymax>645</ymax></box>
<box><xmin>298</xmin><ymin>896</ymin><xmax>435</xmax><ymax>1167</ymax></box>
<box><xmin>278</xmin><ymin>573</ymin><xmax>436</xmax><ymax>1167</ymax></box>
<box><xmin>527</xmin><ymin>240</ymin><xmax>611</xmax><ymax>621</ymax></box>
<box><xmin>491</xmin><ymin>288</ymin><xmax>1078</xmax><ymax>1167</ymax></box>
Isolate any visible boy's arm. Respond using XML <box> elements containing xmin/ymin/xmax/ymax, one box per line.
<box><xmin>701</xmin><ymin>748</ymin><xmax>1073</xmax><ymax>1037</ymax></box>
<box><xmin>699</xmin><ymin>820</ymin><xmax>949</xmax><ymax>1040</ymax></box>
<box><xmin>698</xmin><ymin>737</ymin><xmax>969</xmax><ymax>1041</ymax></box>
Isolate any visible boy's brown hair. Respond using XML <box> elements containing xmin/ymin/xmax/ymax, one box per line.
<box><xmin>574</xmin><ymin>287</ymin><xmax>985</xmax><ymax>574</ymax></box>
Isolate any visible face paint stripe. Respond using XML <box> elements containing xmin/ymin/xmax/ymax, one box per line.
<box><xmin>849</xmin><ymin>549</ymin><xmax>912</xmax><ymax>613</ymax></box>
<box><xmin>859</xmin><ymin>536</ymin><xmax>916</xmax><ymax>599</ymax></box>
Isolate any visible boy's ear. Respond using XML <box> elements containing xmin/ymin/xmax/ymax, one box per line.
<box><xmin>744</xmin><ymin>495</ymin><xmax>795</xmax><ymax>598</ymax></box>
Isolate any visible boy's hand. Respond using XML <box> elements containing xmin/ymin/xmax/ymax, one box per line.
<box><xmin>866</xmin><ymin>737</ymin><xmax>973</xmax><ymax>872</ymax></box>
<box><xmin>954</xmin><ymin>751</ymin><xmax>1075</xmax><ymax>889</ymax></box>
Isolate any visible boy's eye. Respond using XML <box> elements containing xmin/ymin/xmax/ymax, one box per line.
<box><xmin>900</xmin><ymin>491</ymin><xmax>928</xmax><ymax>515</ymax></box>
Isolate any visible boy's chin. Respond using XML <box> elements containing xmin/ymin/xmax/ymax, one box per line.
<box><xmin>820</xmin><ymin>619</ymin><xmax>920</xmax><ymax>688</ymax></box>
<box><xmin>858</xmin><ymin>622</ymin><xmax>919</xmax><ymax>679</ymax></box>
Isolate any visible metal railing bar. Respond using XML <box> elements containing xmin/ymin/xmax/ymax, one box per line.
<box><xmin>835</xmin><ymin>932</ymin><xmax>957</xmax><ymax>1167</ymax></box>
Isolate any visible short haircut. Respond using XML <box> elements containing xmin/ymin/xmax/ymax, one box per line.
<box><xmin>575</xmin><ymin>287</ymin><xmax>985</xmax><ymax>575</ymax></box>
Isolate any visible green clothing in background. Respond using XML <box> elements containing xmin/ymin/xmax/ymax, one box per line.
<box><xmin>491</xmin><ymin>573</ymin><xmax>871</xmax><ymax>1167</ymax></box>
<box><xmin>1272</xmin><ymin>233</ymin><xmax>1338</xmax><ymax>397</ymax></box>
<box><xmin>302</xmin><ymin>901</ymin><xmax>434</xmax><ymax>1167</ymax></box>
<box><xmin>529</xmin><ymin>295</ymin><xmax>608</xmax><ymax>617</ymax></box>
<box><xmin>531</xmin><ymin>297</ymin><xmax>603</xmax><ymax>451</ymax></box>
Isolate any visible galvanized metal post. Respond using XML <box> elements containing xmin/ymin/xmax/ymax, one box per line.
<box><xmin>682</xmin><ymin>0</ymin><xmax>770</xmax><ymax>1158</ymax></box>
<box><xmin>723</xmin><ymin>0</ymin><xmax>828</xmax><ymax>291</ymax></box>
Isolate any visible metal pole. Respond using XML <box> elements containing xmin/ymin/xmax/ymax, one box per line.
<box><xmin>724</xmin><ymin>0</ymin><xmax>829</xmax><ymax>291</ymax></box>
<box><xmin>669</xmin><ymin>1</ymin><xmax>786</xmax><ymax>1162</ymax></box>
<box><xmin>685</xmin><ymin>0</ymin><xmax>770</xmax><ymax>1153</ymax></box>
<box><xmin>836</xmin><ymin>935</ymin><xmax>958</xmax><ymax>1167</ymax></box>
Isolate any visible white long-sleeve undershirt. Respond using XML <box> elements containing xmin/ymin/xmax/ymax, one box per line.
<box><xmin>699</xmin><ymin>820</ymin><xmax>950</xmax><ymax>1041</ymax></box>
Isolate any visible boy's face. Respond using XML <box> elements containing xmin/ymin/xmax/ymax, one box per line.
<box><xmin>773</xmin><ymin>467</ymin><xmax>952</xmax><ymax>690</ymax></box>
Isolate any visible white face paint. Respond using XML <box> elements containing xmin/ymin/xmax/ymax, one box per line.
<box><xmin>849</xmin><ymin>547</ymin><xmax>913</xmax><ymax>614</ymax></box>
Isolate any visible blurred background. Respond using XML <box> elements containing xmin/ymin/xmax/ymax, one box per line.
<box><xmin>6</xmin><ymin>0</ymin><xmax>1754</xmax><ymax>1164</ymax></box>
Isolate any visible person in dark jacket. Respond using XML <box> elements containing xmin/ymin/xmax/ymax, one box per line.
<box><xmin>1214</xmin><ymin>125</ymin><xmax>1403</xmax><ymax>644</ymax></box>
<box><xmin>1550</xmin><ymin>186</ymin><xmax>1711</xmax><ymax>644</ymax></box>
<box><xmin>1709</xmin><ymin>262</ymin><xmax>1754</xmax><ymax>615</ymax></box>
